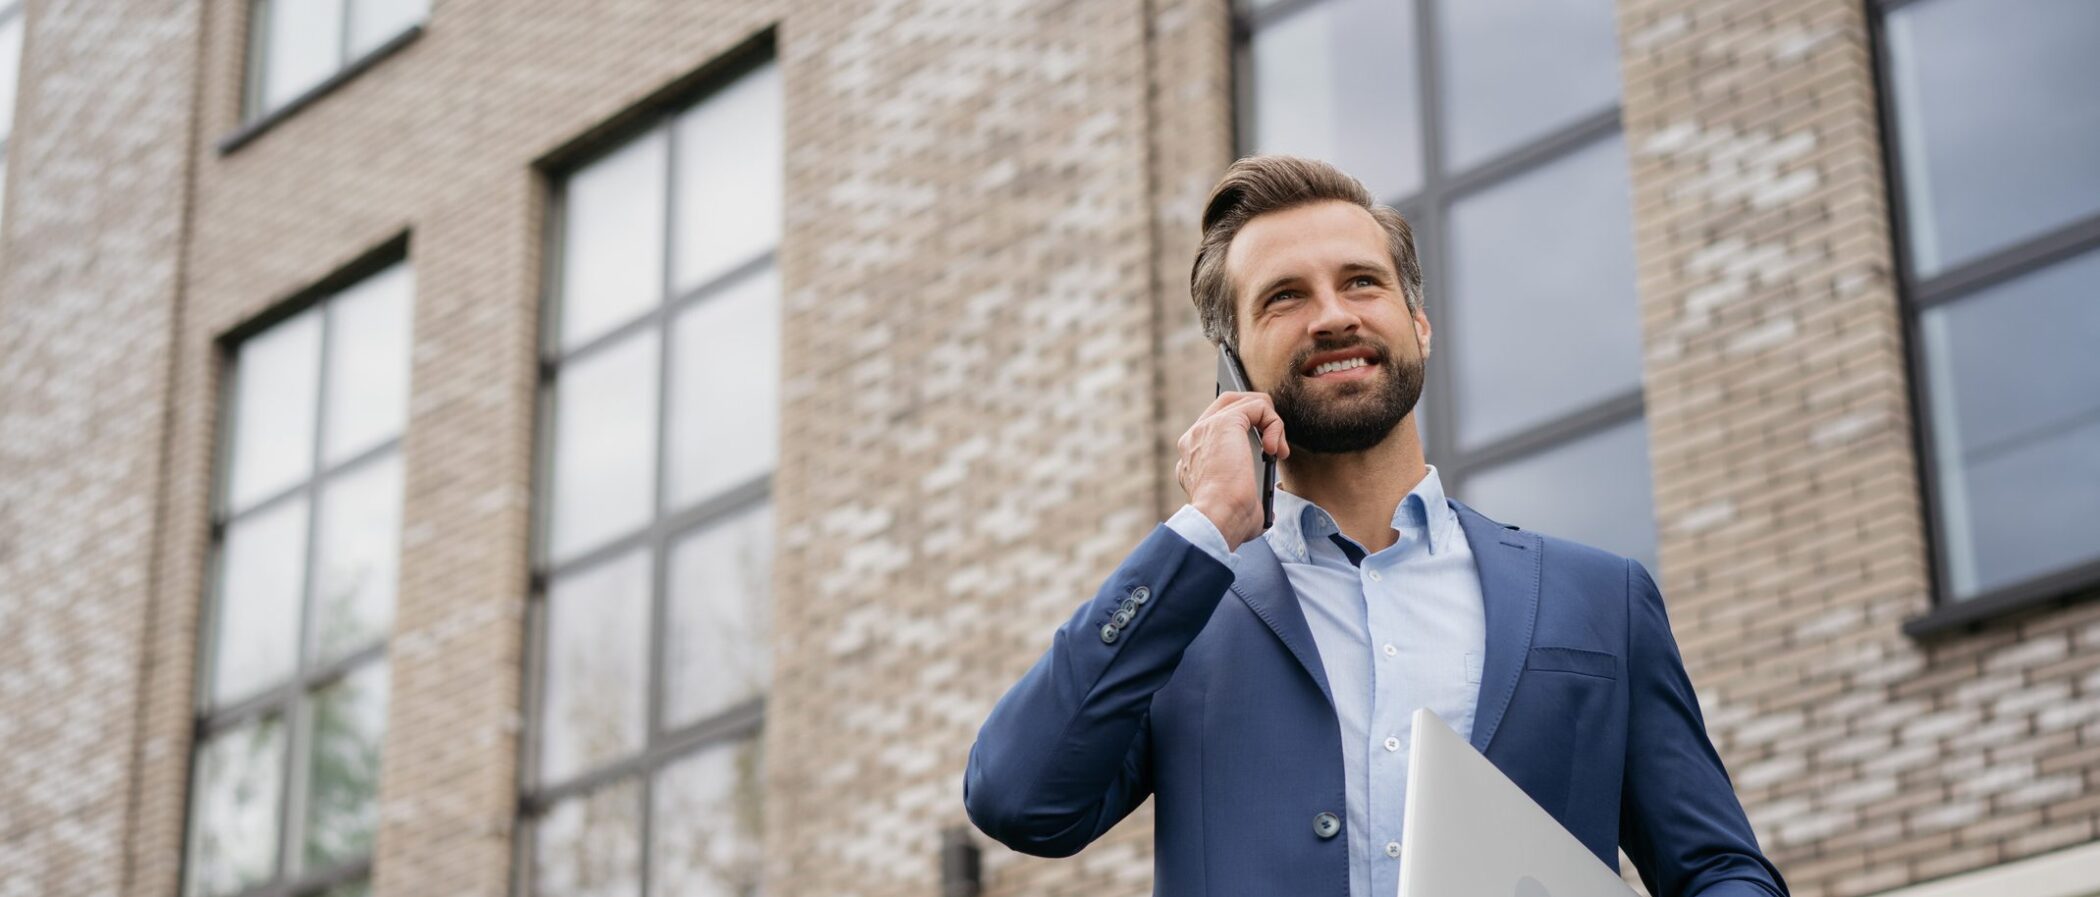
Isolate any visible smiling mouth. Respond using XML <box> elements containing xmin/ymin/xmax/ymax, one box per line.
<box><xmin>1304</xmin><ymin>357</ymin><xmax>1379</xmax><ymax>380</ymax></box>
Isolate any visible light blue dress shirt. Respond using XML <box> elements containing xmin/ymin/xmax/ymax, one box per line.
<box><xmin>1166</xmin><ymin>464</ymin><xmax>1486</xmax><ymax>897</ymax></box>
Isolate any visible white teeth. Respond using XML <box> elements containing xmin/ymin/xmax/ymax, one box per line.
<box><xmin>1312</xmin><ymin>357</ymin><xmax>1370</xmax><ymax>376</ymax></box>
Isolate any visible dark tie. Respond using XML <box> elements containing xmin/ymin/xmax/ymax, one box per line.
<box><xmin>1328</xmin><ymin>532</ymin><xmax>1366</xmax><ymax>568</ymax></box>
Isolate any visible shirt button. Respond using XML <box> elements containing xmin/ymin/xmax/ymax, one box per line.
<box><xmin>1382</xmin><ymin>643</ymin><xmax>1397</xmax><ymax>657</ymax></box>
<box><xmin>1385</xmin><ymin>840</ymin><xmax>1402</xmax><ymax>858</ymax></box>
<box><xmin>1384</xmin><ymin>736</ymin><xmax>1400</xmax><ymax>752</ymax></box>
<box><xmin>1367</xmin><ymin>569</ymin><xmax>1382</xmax><ymax>582</ymax></box>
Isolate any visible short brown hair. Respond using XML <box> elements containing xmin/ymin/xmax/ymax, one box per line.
<box><xmin>1190</xmin><ymin>155</ymin><xmax>1424</xmax><ymax>350</ymax></box>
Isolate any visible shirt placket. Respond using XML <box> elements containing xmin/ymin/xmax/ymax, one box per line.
<box><xmin>1363</xmin><ymin>547</ymin><xmax>1408</xmax><ymax>894</ymax></box>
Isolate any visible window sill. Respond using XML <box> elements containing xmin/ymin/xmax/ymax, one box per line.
<box><xmin>216</xmin><ymin>24</ymin><xmax>425</xmax><ymax>156</ymax></box>
<box><xmin>1902</xmin><ymin>558</ymin><xmax>2100</xmax><ymax>639</ymax></box>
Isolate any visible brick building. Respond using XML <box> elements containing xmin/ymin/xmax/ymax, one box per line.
<box><xmin>0</xmin><ymin>1</ymin><xmax>2095</xmax><ymax>896</ymax></box>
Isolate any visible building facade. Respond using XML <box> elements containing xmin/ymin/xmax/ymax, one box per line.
<box><xmin>0</xmin><ymin>1</ymin><xmax>2095</xmax><ymax>897</ymax></box>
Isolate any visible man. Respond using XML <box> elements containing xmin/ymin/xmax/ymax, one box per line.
<box><xmin>962</xmin><ymin>155</ymin><xmax>1787</xmax><ymax>897</ymax></box>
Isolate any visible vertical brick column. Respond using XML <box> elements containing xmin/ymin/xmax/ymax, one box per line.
<box><xmin>0</xmin><ymin>2</ymin><xmax>204</xmax><ymax>895</ymax></box>
<box><xmin>770</xmin><ymin>1</ymin><xmax>1174</xmax><ymax>894</ymax></box>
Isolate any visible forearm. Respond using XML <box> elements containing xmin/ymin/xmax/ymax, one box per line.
<box><xmin>963</xmin><ymin>520</ymin><xmax>1234</xmax><ymax>855</ymax></box>
<box><xmin>1620</xmin><ymin>559</ymin><xmax>1790</xmax><ymax>897</ymax></box>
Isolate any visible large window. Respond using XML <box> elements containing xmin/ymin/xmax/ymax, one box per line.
<box><xmin>186</xmin><ymin>258</ymin><xmax>414</xmax><ymax>897</ymax></box>
<box><xmin>1236</xmin><ymin>0</ymin><xmax>1655</xmax><ymax>570</ymax></box>
<box><xmin>521</xmin><ymin>53</ymin><xmax>781</xmax><ymax>897</ymax></box>
<box><xmin>1876</xmin><ymin>0</ymin><xmax>2100</xmax><ymax>617</ymax></box>
<box><xmin>242</xmin><ymin>0</ymin><xmax>426</xmax><ymax>123</ymax></box>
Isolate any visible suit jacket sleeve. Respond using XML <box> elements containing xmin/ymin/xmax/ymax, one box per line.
<box><xmin>1620</xmin><ymin>558</ymin><xmax>1791</xmax><ymax>897</ymax></box>
<box><xmin>962</xmin><ymin>522</ymin><xmax>1235</xmax><ymax>857</ymax></box>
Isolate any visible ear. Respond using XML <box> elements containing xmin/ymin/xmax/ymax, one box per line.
<box><xmin>1412</xmin><ymin>305</ymin><xmax>1433</xmax><ymax>358</ymax></box>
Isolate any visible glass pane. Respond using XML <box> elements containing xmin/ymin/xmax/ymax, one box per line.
<box><xmin>667</xmin><ymin>267</ymin><xmax>780</xmax><ymax>507</ymax></box>
<box><xmin>1447</xmin><ymin>133</ymin><xmax>1639</xmax><ymax>449</ymax></box>
<box><xmin>539</xmin><ymin>551</ymin><xmax>650</xmax><ymax>786</ymax></box>
<box><xmin>548</xmin><ymin>331</ymin><xmax>660</xmax><ymax>564</ymax></box>
<box><xmin>650</xmin><ymin>736</ymin><xmax>764</xmax><ymax>897</ymax></box>
<box><xmin>324</xmin><ymin>262</ymin><xmax>414</xmax><ymax>465</ymax></box>
<box><xmin>1887</xmin><ymin>0</ymin><xmax>2100</xmax><ymax>276</ymax></box>
<box><xmin>0</xmin><ymin>11</ymin><xmax>23</xmax><ymax>144</ymax></box>
<box><xmin>1436</xmin><ymin>0</ymin><xmax>1621</xmax><ymax>170</ymax></box>
<box><xmin>261</xmin><ymin>0</ymin><xmax>344</xmax><ymax>112</ymax></box>
<box><xmin>1922</xmin><ymin>248</ymin><xmax>2100</xmax><ymax>598</ymax></box>
<box><xmin>213</xmin><ymin>496</ymin><xmax>309</xmax><ymax>705</ymax></box>
<box><xmin>185</xmin><ymin>715</ymin><xmax>285</xmax><ymax>897</ymax></box>
<box><xmin>303</xmin><ymin>661</ymin><xmax>389</xmax><ymax>871</ymax></box>
<box><xmin>560</xmin><ymin>131</ymin><xmax>668</xmax><ymax>350</ymax></box>
<box><xmin>1245</xmin><ymin>0</ymin><xmax>1423</xmax><ymax>202</ymax></box>
<box><xmin>1460</xmin><ymin>417</ymin><xmax>1657</xmax><ymax>574</ymax></box>
<box><xmin>311</xmin><ymin>452</ymin><xmax>401</xmax><ymax>665</ymax></box>
<box><xmin>673</xmin><ymin>61</ymin><xmax>784</xmax><ymax>295</ymax></box>
<box><xmin>319</xmin><ymin>880</ymin><xmax>371</xmax><ymax>897</ymax></box>
<box><xmin>665</xmin><ymin>502</ymin><xmax>774</xmax><ymax>729</ymax></box>
<box><xmin>534</xmin><ymin>781</ymin><xmax>642</xmax><ymax>897</ymax></box>
<box><xmin>347</xmin><ymin>0</ymin><xmax>425</xmax><ymax>57</ymax></box>
<box><xmin>229</xmin><ymin>308</ymin><xmax>323</xmax><ymax>512</ymax></box>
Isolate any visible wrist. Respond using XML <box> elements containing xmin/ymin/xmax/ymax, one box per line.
<box><xmin>1191</xmin><ymin>501</ymin><xmax>1241</xmax><ymax>552</ymax></box>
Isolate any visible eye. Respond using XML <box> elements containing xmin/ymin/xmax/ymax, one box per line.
<box><xmin>1349</xmin><ymin>275</ymin><xmax>1379</xmax><ymax>288</ymax></box>
<box><xmin>1265</xmin><ymin>290</ymin><xmax>1299</xmax><ymax>306</ymax></box>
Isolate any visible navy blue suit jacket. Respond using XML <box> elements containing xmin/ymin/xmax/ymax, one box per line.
<box><xmin>964</xmin><ymin>498</ymin><xmax>1787</xmax><ymax>897</ymax></box>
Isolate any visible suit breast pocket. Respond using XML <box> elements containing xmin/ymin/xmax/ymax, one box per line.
<box><xmin>1526</xmin><ymin>645</ymin><xmax>1617</xmax><ymax>680</ymax></box>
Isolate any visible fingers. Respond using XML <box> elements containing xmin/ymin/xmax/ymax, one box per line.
<box><xmin>1211</xmin><ymin>391</ymin><xmax>1288</xmax><ymax>459</ymax></box>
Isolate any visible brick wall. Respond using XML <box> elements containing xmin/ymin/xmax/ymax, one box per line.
<box><xmin>0</xmin><ymin>1</ymin><xmax>202</xmax><ymax>895</ymax></box>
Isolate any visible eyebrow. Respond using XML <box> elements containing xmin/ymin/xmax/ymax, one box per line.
<box><xmin>1248</xmin><ymin>260</ymin><xmax>1394</xmax><ymax>302</ymax></box>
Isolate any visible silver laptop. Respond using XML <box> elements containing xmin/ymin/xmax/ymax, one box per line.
<box><xmin>1399</xmin><ymin>708</ymin><xmax>1639</xmax><ymax>897</ymax></box>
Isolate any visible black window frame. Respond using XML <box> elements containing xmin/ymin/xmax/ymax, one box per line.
<box><xmin>1866</xmin><ymin>0</ymin><xmax>2100</xmax><ymax>637</ymax></box>
<box><xmin>1231</xmin><ymin>0</ymin><xmax>1651</xmax><ymax>557</ymax></box>
<box><xmin>514</xmin><ymin>31</ymin><xmax>780</xmax><ymax>897</ymax></box>
<box><xmin>218</xmin><ymin>0</ymin><xmax>427</xmax><ymax>154</ymax></box>
<box><xmin>180</xmin><ymin>236</ymin><xmax>413</xmax><ymax>897</ymax></box>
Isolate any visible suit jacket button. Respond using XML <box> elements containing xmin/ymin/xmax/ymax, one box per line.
<box><xmin>1100</xmin><ymin>623</ymin><xmax>1120</xmax><ymax>644</ymax></box>
<box><xmin>1111</xmin><ymin>609</ymin><xmax>1134</xmax><ymax>627</ymax></box>
<box><xmin>1130</xmin><ymin>586</ymin><xmax>1151</xmax><ymax>605</ymax></box>
<box><xmin>1313</xmin><ymin>812</ymin><xmax>1341</xmax><ymax>839</ymax></box>
<box><xmin>1118</xmin><ymin>597</ymin><xmax>1139</xmax><ymax>616</ymax></box>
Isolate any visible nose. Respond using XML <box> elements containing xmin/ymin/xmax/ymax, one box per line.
<box><xmin>1306</xmin><ymin>285</ymin><xmax>1362</xmax><ymax>339</ymax></box>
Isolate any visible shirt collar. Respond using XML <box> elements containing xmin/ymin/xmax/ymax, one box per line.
<box><xmin>1265</xmin><ymin>464</ymin><xmax>1455</xmax><ymax>562</ymax></box>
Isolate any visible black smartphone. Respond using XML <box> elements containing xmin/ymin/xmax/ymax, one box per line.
<box><xmin>1216</xmin><ymin>343</ymin><xmax>1278</xmax><ymax>531</ymax></box>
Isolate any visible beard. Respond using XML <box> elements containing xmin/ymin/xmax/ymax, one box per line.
<box><xmin>1271</xmin><ymin>338</ymin><xmax>1425</xmax><ymax>454</ymax></box>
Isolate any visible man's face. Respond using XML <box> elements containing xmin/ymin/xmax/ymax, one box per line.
<box><xmin>1225</xmin><ymin>200</ymin><xmax>1431</xmax><ymax>455</ymax></box>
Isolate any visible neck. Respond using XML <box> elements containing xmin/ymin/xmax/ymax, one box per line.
<box><xmin>1277</xmin><ymin>413</ymin><xmax>1428</xmax><ymax>555</ymax></box>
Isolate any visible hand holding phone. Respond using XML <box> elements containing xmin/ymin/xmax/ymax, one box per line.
<box><xmin>1174</xmin><ymin>344</ymin><xmax>1283</xmax><ymax>549</ymax></box>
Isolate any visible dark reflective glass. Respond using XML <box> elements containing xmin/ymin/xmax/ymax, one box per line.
<box><xmin>1435</xmin><ymin>0</ymin><xmax>1620</xmax><ymax>170</ymax></box>
<box><xmin>1460</xmin><ymin>417</ymin><xmax>1657</xmax><ymax>574</ymax></box>
<box><xmin>1887</xmin><ymin>0</ymin><xmax>2100</xmax><ymax>275</ymax></box>
<box><xmin>1447</xmin><ymin>134</ymin><xmax>1640</xmax><ymax>448</ymax></box>
<box><xmin>1921</xmin><ymin>248</ymin><xmax>2100</xmax><ymax>598</ymax></box>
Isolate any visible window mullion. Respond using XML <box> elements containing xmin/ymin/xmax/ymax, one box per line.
<box><xmin>637</xmin><ymin>115</ymin><xmax>683</xmax><ymax>897</ymax></box>
<box><xmin>335</xmin><ymin>0</ymin><xmax>353</xmax><ymax>70</ymax></box>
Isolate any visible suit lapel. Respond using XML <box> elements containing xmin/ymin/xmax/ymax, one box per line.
<box><xmin>1229</xmin><ymin>536</ymin><xmax>1336</xmax><ymax>710</ymax></box>
<box><xmin>1452</xmin><ymin>498</ymin><xmax>1542</xmax><ymax>753</ymax></box>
